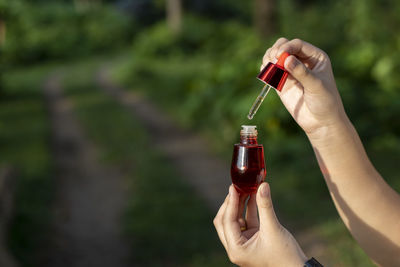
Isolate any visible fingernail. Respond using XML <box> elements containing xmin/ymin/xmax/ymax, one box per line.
<box><xmin>285</xmin><ymin>56</ymin><xmax>298</xmax><ymax>71</ymax></box>
<box><xmin>276</xmin><ymin>49</ymin><xmax>283</xmax><ymax>59</ymax></box>
<box><xmin>260</xmin><ymin>183</ymin><xmax>269</xmax><ymax>198</ymax></box>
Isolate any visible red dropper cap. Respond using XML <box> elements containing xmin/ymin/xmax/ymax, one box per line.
<box><xmin>257</xmin><ymin>52</ymin><xmax>290</xmax><ymax>91</ymax></box>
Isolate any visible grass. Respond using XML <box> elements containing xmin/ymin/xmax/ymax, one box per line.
<box><xmin>0</xmin><ymin>65</ymin><xmax>54</xmax><ymax>266</ymax></box>
<box><xmin>62</xmin><ymin>60</ymin><xmax>232</xmax><ymax>266</ymax></box>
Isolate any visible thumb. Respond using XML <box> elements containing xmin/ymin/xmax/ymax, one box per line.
<box><xmin>284</xmin><ymin>55</ymin><xmax>320</xmax><ymax>92</ymax></box>
<box><xmin>256</xmin><ymin>182</ymin><xmax>280</xmax><ymax>232</ymax></box>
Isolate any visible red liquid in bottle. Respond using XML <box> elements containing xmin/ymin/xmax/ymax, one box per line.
<box><xmin>231</xmin><ymin>126</ymin><xmax>266</xmax><ymax>194</ymax></box>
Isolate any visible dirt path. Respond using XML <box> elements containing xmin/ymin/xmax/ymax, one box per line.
<box><xmin>96</xmin><ymin>68</ymin><xmax>231</xmax><ymax>213</ymax></box>
<box><xmin>42</xmin><ymin>73</ymin><xmax>130</xmax><ymax>267</ymax></box>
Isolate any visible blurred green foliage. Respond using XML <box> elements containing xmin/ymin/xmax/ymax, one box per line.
<box><xmin>0</xmin><ymin>66</ymin><xmax>54</xmax><ymax>266</ymax></box>
<box><xmin>0</xmin><ymin>0</ymin><xmax>132</xmax><ymax>67</ymax></box>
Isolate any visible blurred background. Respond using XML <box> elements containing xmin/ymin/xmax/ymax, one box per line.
<box><xmin>1</xmin><ymin>0</ymin><xmax>400</xmax><ymax>266</ymax></box>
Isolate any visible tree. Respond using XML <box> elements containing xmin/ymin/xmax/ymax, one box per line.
<box><xmin>253</xmin><ymin>0</ymin><xmax>276</xmax><ymax>38</ymax></box>
<box><xmin>0</xmin><ymin>0</ymin><xmax>9</xmax><ymax>46</ymax></box>
<box><xmin>0</xmin><ymin>18</ymin><xmax>5</xmax><ymax>45</ymax></box>
<box><xmin>74</xmin><ymin>0</ymin><xmax>102</xmax><ymax>12</ymax></box>
<box><xmin>166</xmin><ymin>0</ymin><xmax>182</xmax><ymax>34</ymax></box>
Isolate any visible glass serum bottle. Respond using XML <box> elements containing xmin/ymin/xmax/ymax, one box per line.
<box><xmin>231</xmin><ymin>125</ymin><xmax>266</xmax><ymax>194</ymax></box>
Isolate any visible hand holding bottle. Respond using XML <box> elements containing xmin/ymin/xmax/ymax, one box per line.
<box><xmin>261</xmin><ymin>38</ymin><xmax>348</xmax><ymax>140</ymax></box>
<box><xmin>213</xmin><ymin>183</ymin><xmax>307</xmax><ymax>267</ymax></box>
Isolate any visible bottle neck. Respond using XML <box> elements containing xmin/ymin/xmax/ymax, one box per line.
<box><xmin>240</xmin><ymin>135</ymin><xmax>258</xmax><ymax>145</ymax></box>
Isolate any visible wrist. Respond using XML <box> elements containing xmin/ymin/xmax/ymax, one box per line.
<box><xmin>306</xmin><ymin>112</ymin><xmax>353</xmax><ymax>149</ymax></box>
<box><xmin>297</xmin><ymin>253</ymin><xmax>308</xmax><ymax>267</ymax></box>
<box><xmin>288</xmin><ymin>249</ymin><xmax>308</xmax><ymax>267</ymax></box>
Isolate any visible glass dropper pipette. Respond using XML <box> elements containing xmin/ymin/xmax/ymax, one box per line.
<box><xmin>247</xmin><ymin>84</ymin><xmax>272</xmax><ymax>120</ymax></box>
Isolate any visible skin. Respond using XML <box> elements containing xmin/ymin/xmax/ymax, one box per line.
<box><xmin>214</xmin><ymin>38</ymin><xmax>400</xmax><ymax>266</ymax></box>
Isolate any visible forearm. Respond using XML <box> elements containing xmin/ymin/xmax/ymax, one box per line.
<box><xmin>308</xmin><ymin>114</ymin><xmax>400</xmax><ymax>266</ymax></box>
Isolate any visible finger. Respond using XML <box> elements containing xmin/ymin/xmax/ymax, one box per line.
<box><xmin>261</xmin><ymin>37</ymin><xmax>288</xmax><ymax>70</ymax></box>
<box><xmin>276</xmin><ymin>38</ymin><xmax>324</xmax><ymax>68</ymax></box>
<box><xmin>222</xmin><ymin>185</ymin><xmax>242</xmax><ymax>245</ymax></box>
<box><xmin>224</xmin><ymin>185</ymin><xmax>239</xmax><ymax>221</ymax></box>
<box><xmin>238</xmin><ymin>217</ymin><xmax>247</xmax><ymax>232</ymax></box>
<box><xmin>273</xmin><ymin>37</ymin><xmax>290</xmax><ymax>47</ymax></box>
<box><xmin>245</xmin><ymin>193</ymin><xmax>259</xmax><ymax>229</ymax></box>
<box><xmin>262</xmin><ymin>47</ymin><xmax>272</xmax><ymax>62</ymax></box>
<box><xmin>276</xmin><ymin>79</ymin><xmax>305</xmax><ymax>117</ymax></box>
<box><xmin>256</xmin><ymin>182</ymin><xmax>280</xmax><ymax>233</ymax></box>
<box><xmin>269</xmin><ymin>37</ymin><xmax>289</xmax><ymax>61</ymax></box>
<box><xmin>215</xmin><ymin>195</ymin><xmax>229</xmax><ymax>222</ymax></box>
<box><xmin>238</xmin><ymin>194</ymin><xmax>248</xmax><ymax>231</ymax></box>
<box><xmin>213</xmin><ymin>195</ymin><xmax>229</xmax><ymax>249</ymax></box>
<box><xmin>279</xmin><ymin>73</ymin><xmax>304</xmax><ymax>95</ymax></box>
<box><xmin>268</xmin><ymin>37</ymin><xmax>289</xmax><ymax>60</ymax></box>
<box><xmin>284</xmin><ymin>55</ymin><xmax>320</xmax><ymax>93</ymax></box>
<box><xmin>238</xmin><ymin>193</ymin><xmax>249</xmax><ymax>219</ymax></box>
<box><xmin>261</xmin><ymin>48</ymin><xmax>272</xmax><ymax>70</ymax></box>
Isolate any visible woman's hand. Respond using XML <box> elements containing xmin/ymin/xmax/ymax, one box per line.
<box><xmin>213</xmin><ymin>183</ymin><xmax>307</xmax><ymax>267</ymax></box>
<box><xmin>261</xmin><ymin>38</ymin><xmax>348</xmax><ymax>139</ymax></box>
